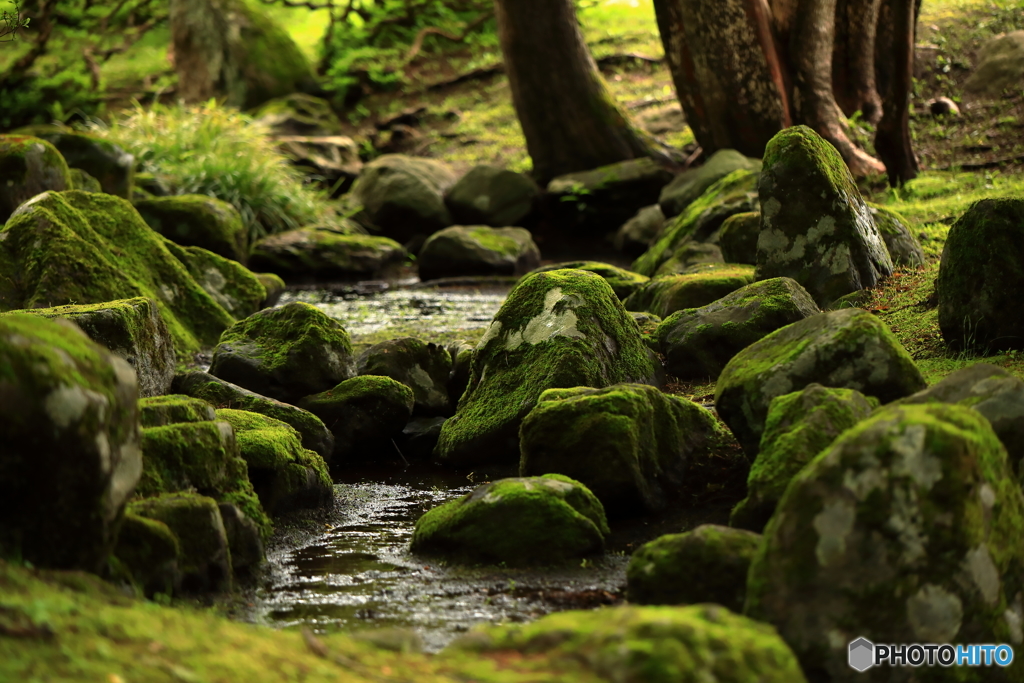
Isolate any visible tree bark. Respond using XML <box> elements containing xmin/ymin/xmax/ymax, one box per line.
<box><xmin>494</xmin><ymin>0</ymin><xmax>669</xmax><ymax>184</ymax></box>
<box><xmin>653</xmin><ymin>0</ymin><xmax>790</xmax><ymax>158</ymax></box>
<box><xmin>874</xmin><ymin>0</ymin><xmax>918</xmax><ymax>185</ymax></box>
<box><xmin>832</xmin><ymin>0</ymin><xmax>883</xmax><ymax>122</ymax></box>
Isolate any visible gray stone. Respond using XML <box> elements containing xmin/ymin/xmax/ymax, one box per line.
<box><xmin>417</xmin><ymin>226</ymin><xmax>540</xmax><ymax>281</ymax></box>
<box><xmin>134</xmin><ymin>195</ymin><xmax>249</xmax><ymax>263</ymax></box>
<box><xmin>658</xmin><ymin>149</ymin><xmax>761</xmax><ymax>218</ymax></box>
<box><xmin>612</xmin><ymin>204</ymin><xmax>666</xmax><ymax>258</ymax></box>
<box><xmin>444</xmin><ymin>165</ymin><xmax>539</xmax><ymax>227</ymax></box>
<box><xmin>717</xmin><ymin>211</ymin><xmax>760</xmax><ymax>265</ymax></box>
<box><xmin>357</xmin><ymin>337</ymin><xmax>452</xmax><ymax>416</ymax></box>
<box><xmin>351</xmin><ymin>154</ymin><xmax>457</xmax><ymax>243</ymax></box>
<box><xmin>249</xmin><ymin>228</ymin><xmax>407</xmax><ymax>282</ymax></box>
<box><xmin>868</xmin><ymin>204</ymin><xmax>926</xmax><ymax>268</ymax></box>
<box><xmin>964</xmin><ymin>30</ymin><xmax>1024</xmax><ymax>99</ymax></box>
<box><xmin>0</xmin><ymin>135</ymin><xmax>71</xmax><ymax>223</ymax></box>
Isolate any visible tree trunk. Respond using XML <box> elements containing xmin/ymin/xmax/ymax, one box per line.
<box><xmin>653</xmin><ymin>0</ymin><xmax>790</xmax><ymax>158</ymax></box>
<box><xmin>494</xmin><ymin>0</ymin><xmax>668</xmax><ymax>184</ymax></box>
<box><xmin>874</xmin><ymin>0</ymin><xmax>919</xmax><ymax>185</ymax></box>
<box><xmin>170</xmin><ymin>0</ymin><xmax>243</xmax><ymax>106</ymax></box>
<box><xmin>832</xmin><ymin>0</ymin><xmax>883</xmax><ymax>122</ymax></box>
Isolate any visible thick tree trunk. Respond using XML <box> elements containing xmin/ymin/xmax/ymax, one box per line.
<box><xmin>170</xmin><ymin>0</ymin><xmax>241</xmax><ymax>105</ymax></box>
<box><xmin>832</xmin><ymin>0</ymin><xmax>883</xmax><ymax>122</ymax></box>
<box><xmin>653</xmin><ymin>0</ymin><xmax>790</xmax><ymax>158</ymax></box>
<box><xmin>494</xmin><ymin>0</ymin><xmax>668</xmax><ymax>184</ymax></box>
<box><xmin>874</xmin><ymin>0</ymin><xmax>919</xmax><ymax>185</ymax></box>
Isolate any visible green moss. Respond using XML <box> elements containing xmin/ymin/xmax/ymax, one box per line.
<box><xmin>623</xmin><ymin>265</ymin><xmax>755</xmax><ymax>318</ymax></box>
<box><xmin>527</xmin><ymin>261</ymin><xmax>649</xmax><ymax>300</ymax></box>
<box><xmin>250</xmin><ymin>229</ymin><xmax>407</xmax><ymax>280</ymax></box>
<box><xmin>113</xmin><ymin>512</ymin><xmax>180</xmax><ymax>597</ymax></box>
<box><xmin>0</xmin><ymin>136</ymin><xmax>72</xmax><ymax>220</ymax></box>
<box><xmin>134</xmin><ymin>195</ymin><xmax>249</xmax><ymax>262</ymax></box>
<box><xmin>162</xmin><ymin>238</ymin><xmax>267</xmax><ymax>319</ymax></box>
<box><xmin>139</xmin><ymin>394</ymin><xmax>216</xmax><ymax>427</ymax></box>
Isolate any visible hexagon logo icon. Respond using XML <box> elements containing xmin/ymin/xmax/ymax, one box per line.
<box><xmin>849</xmin><ymin>637</ymin><xmax>875</xmax><ymax>672</ymax></box>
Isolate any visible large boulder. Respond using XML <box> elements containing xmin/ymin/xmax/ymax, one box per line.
<box><xmin>248</xmin><ymin>228</ymin><xmax>407</xmax><ymax>282</ymax></box>
<box><xmin>0</xmin><ymin>315</ymin><xmax>141</xmax><ymax>572</ymax></box>
<box><xmin>730</xmin><ymin>384</ymin><xmax>877</xmax><ymax>533</ymax></box>
<box><xmin>134</xmin><ymin>195</ymin><xmax>249</xmax><ymax>263</ymax></box>
<box><xmin>12</xmin><ymin>128</ymin><xmax>134</xmax><ymax>199</ymax></box>
<box><xmin>0</xmin><ymin>191</ymin><xmax>236</xmax><ymax>360</ymax></box>
<box><xmin>0</xmin><ymin>135</ymin><xmax>71</xmax><ymax>223</ymax></box>
<box><xmin>356</xmin><ymin>337</ymin><xmax>452</xmax><ymax>416</ymax></box>
<box><xmin>161</xmin><ymin>239</ymin><xmax>267</xmax><ymax>320</ymax></box>
<box><xmin>451</xmin><ymin>604</ymin><xmax>806</xmax><ymax>682</ymax></box>
<box><xmin>519</xmin><ymin>384</ymin><xmax>720</xmax><ymax>516</ymax></box>
<box><xmin>655</xmin><ymin>277</ymin><xmax>820</xmax><ymax>380</ymax></box>
<box><xmin>350</xmin><ymin>154</ymin><xmax>457</xmax><ymax>243</ymax></box>
<box><xmin>526</xmin><ymin>261</ymin><xmax>649</xmax><ymax>300</ymax></box>
<box><xmin>938</xmin><ymin>198</ymin><xmax>1024</xmax><ymax>351</ymax></box>
<box><xmin>416</xmin><ymin>226</ymin><xmax>540</xmax><ymax>281</ymax></box>
<box><xmin>715</xmin><ymin>308</ymin><xmax>926</xmax><ymax>457</ymax></box>
<box><xmin>209</xmin><ymin>301</ymin><xmax>356</xmax><ymax>404</ymax></box>
<box><xmin>626</xmin><ymin>525</ymin><xmax>761</xmax><ymax>610</ymax></box>
<box><xmin>444</xmin><ymin>165</ymin><xmax>539</xmax><ymax>227</ymax></box>
<box><xmin>755</xmin><ymin>126</ymin><xmax>893</xmax><ymax>308</ymax></box>
<box><xmin>410</xmin><ymin>474</ymin><xmax>609</xmax><ymax>566</ymax></box>
<box><xmin>868</xmin><ymin>204</ymin><xmax>926</xmax><ymax>268</ymax></box>
<box><xmin>623</xmin><ymin>265</ymin><xmax>755</xmax><ymax>319</ymax></box>
<box><xmin>434</xmin><ymin>269</ymin><xmax>661</xmax><ymax>467</ymax></box>
<box><xmin>745</xmin><ymin>404</ymin><xmax>1024</xmax><ymax>683</ymax></box>
<box><xmin>658</xmin><ymin>149</ymin><xmax>762</xmax><ymax>218</ymax></box>
<box><xmin>964</xmin><ymin>30</ymin><xmax>1024</xmax><ymax>99</ymax></box>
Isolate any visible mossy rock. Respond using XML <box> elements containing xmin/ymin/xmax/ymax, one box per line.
<box><xmin>745</xmin><ymin>404</ymin><xmax>1024</xmax><ymax>682</ymax></box>
<box><xmin>547</xmin><ymin>158</ymin><xmax>675</xmax><ymax>233</ymax></box>
<box><xmin>217</xmin><ymin>501</ymin><xmax>265</xmax><ymax>576</ymax></box>
<box><xmin>129</xmin><ymin>493</ymin><xmax>233</xmax><ymax>595</ymax></box>
<box><xmin>612</xmin><ymin>204</ymin><xmax>665</xmax><ymax>258</ymax></box>
<box><xmin>633</xmin><ymin>168</ymin><xmax>759</xmax><ymax>277</ymax></box>
<box><xmin>626</xmin><ymin>524</ymin><xmax>762</xmax><ymax>610</ymax></box>
<box><xmin>134</xmin><ymin>195</ymin><xmax>249</xmax><ymax>263</ymax></box>
<box><xmin>446</xmin><ymin>341</ymin><xmax>474</xmax><ymax>408</ymax></box>
<box><xmin>139</xmin><ymin>394</ymin><xmax>216</xmax><ymax>428</ymax></box>
<box><xmin>173</xmin><ymin>370</ymin><xmax>335</xmax><ymax>459</ymax></box>
<box><xmin>434</xmin><ymin>269</ymin><xmax>660</xmax><ymax>467</ymax></box>
<box><xmin>69</xmin><ymin>167</ymin><xmax>102</xmax><ymax>193</ymax></box>
<box><xmin>866</xmin><ymin>203</ymin><xmax>926</xmax><ymax>268</ymax></box>
<box><xmin>215</xmin><ymin>409</ymin><xmax>332</xmax><ymax>514</ymax></box>
<box><xmin>248</xmin><ymin>229</ymin><xmax>408</xmax><ymax>283</ymax></box>
<box><xmin>938</xmin><ymin>197</ymin><xmax>1024</xmax><ymax>352</ymax></box>
<box><xmin>964</xmin><ymin>30</ymin><xmax>1024</xmax><ymax>98</ymax></box>
<box><xmin>717</xmin><ymin>210</ymin><xmax>760</xmax><ymax>265</ymax></box>
<box><xmin>0</xmin><ymin>191</ymin><xmax>236</xmax><ymax>360</ymax></box>
<box><xmin>410</xmin><ymin>474</ymin><xmax>608</xmax><ymax>566</ymax></box>
<box><xmin>255</xmin><ymin>272</ymin><xmax>286</xmax><ymax>307</ymax></box>
<box><xmin>356</xmin><ymin>337</ymin><xmax>452</xmax><ymax>416</ymax></box>
<box><xmin>0</xmin><ymin>135</ymin><xmax>72</xmax><ymax>222</ymax></box>
<box><xmin>650</xmin><ymin>240</ymin><xmax>725</xmax><ymax>277</ymax></box>
<box><xmin>527</xmin><ymin>261</ymin><xmax>649</xmax><ymax>300</ymax></box>
<box><xmin>351</xmin><ymin>154</ymin><xmax>456</xmax><ymax>243</ymax></box>
<box><xmin>715</xmin><ymin>307</ymin><xmax>926</xmax><ymax>458</ymax></box>
<box><xmin>298</xmin><ymin>375</ymin><xmax>415</xmax><ymax>466</ymax></box>
<box><xmin>162</xmin><ymin>239</ymin><xmax>266</xmax><ymax>320</ymax></box>
<box><xmin>452</xmin><ymin>603</ymin><xmax>806</xmax><ymax>683</ymax></box>
<box><xmin>520</xmin><ymin>384</ymin><xmax>720</xmax><ymax>516</ymax></box>
<box><xmin>209</xmin><ymin>301</ymin><xmax>355</xmax><ymax>404</ymax></box>
<box><xmin>2</xmin><ymin>296</ymin><xmax>177</xmax><ymax>397</ymax></box>
<box><xmin>0</xmin><ymin>314</ymin><xmax>141</xmax><ymax>573</ymax></box>
<box><xmin>417</xmin><ymin>226</ymin><xmax>540</xmax><ymax>281</ymax></box>
<box><xmin>658</xmin><ymin>149</ymin><xmax>762</xmax><ymax>218</ymax></box>
<box><xmin>623</xmin><ymin>265</ymin><xmax>755</xmax><ymax>319</ymax></box>
<box><xmin>444</xmin><ymin>165</ymin><xmax>539</xmax><ymax>227</ymax></box>
<box><xmin>251</xmin><ymin>93</ymin><xmax>344</xmax><ymax>136</ymax></box>
<box><xmin>10</xmin><ymin>128</ymin><xmax>134</xmax><ymax>199</ymax></box>
<box><xmin>755</xmin><ymin>125</ymin><xmax>892</xmax><ymax>308</ymax></box>
<box><xmin>655</xmin><ymin>277</ymin><xmax>820</xmax><ymax>380</ymax></box>
<box><xmin>113</xmin><ymin>512</ymin><xmax>180</xmax><ymax>598</ymax></box>
<box><xmin>730</xmin><ymin>384</ymin><xmax>876</xmax><ymax>533</ymax></box>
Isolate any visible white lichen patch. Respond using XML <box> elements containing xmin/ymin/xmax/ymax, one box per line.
<box><xmin>44</xmin><ymin>383</ymin><xmax>105</xmax><ymax>430</ymax></box>
<box><xmin>886</xmin><ymin>486</ymin><xmax>928</xmax><ymax>565</ymax></box>
<box><xmin>963</xmin><ymin>544</ymin><xmax>1001</xmax><ymax>605</ymax></box>
<box><xmin>822</xmin><ymin>242</ymin><xmax>853</xmax><ymax>275</ymax></box>
<box><xmin>762</xmin><ymin>197</ymin><xmax>782</xmax><ymax>223</ymax></box>
<box><xmin>504</xmin><ymin>287</ymin><xmax>586</xmax><ymax>351</ymax></box>
<box><xmin>540</xmin><ymin>478</ymin><xmax>575</xmax><ymax>494</ymax></box>
<box><xmin>813</xmin><ymin>497</ymin><xmax>856</xmax><ymax>566</ymax></box>
<box><xmin>842</xmin><ymin>457</ymin><xmax>885</xmax><ymax>501</ymax></box>
<box><xmin>979</xmin><ymin>483</ymin><xmax>996</xmax><ymax>511</ymax></box>
<box><xmin>1005</xmin><ymin>594</ymin><xmax>1024</xmax><ymax>644</ymax></box>
<box><xmin>907</xmin><ymin>584</ymin><xmax>963</xmax><ymax>643</ymax></box>
<box><xmin>808</xmin><ymin>215</ymin><xmax>837</xmax><ymax>243</ymax></box>
<box><xmin>476</xmin><ymin>320</ymin><xmax>502</xmax><ymax>350</ymax></box>
<box><xmin>890</xmin><ymin>424</ymin><xmax>943</xmax><ymax>491</ymax></box>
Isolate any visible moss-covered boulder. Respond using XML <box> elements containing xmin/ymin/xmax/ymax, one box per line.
<box><xmin>0</xmin><ymin>315</ymin><xmax>141</xmax><ymax>573</ymax></box>
<box><xmin>209</xmin><ymin>302</ymin><xmax>355</xmax><ymax>404</ymax></box>
<box><xmin>745</xmin><ymin>404</ymin><xmax>1024</xmax><ymax>683</ymax></box>
<box><xmin>451</xmin><ymin>603</ymin><xmax>806</xmax><ymax>682</ymax></box>
<box><xmin>2</xmin><ymin>297</ymin><xmax>176</xmax><ymax>398</ymax></box>
<box><xmin>129</xmin><ymin>493</ymin><xmax>233</xmax><ymax>594</ymax></box>
<box><xmin>173</xmin><ymin>370</ymin><xmax>335</xmax><ymax>459</ymax></box>
<box><xmin>655</xmin><ymin>277</ymin><xmax>820</xmax><ymax>380</ymax></box>
<box><xmin>964</xmin><ymin>30</ymin><xmax>1024</xmax><ymax>99</ymax></box>
<box><xmin>139</xmin><ymin>394</ymin><xmax>216</xmax><ymax>427</ymax></box>
<box><xmin>0</xmin><ymin>135</ymin><xmax>72</xmax><ymax>222</ymax></box>
<box><xmin>248</xmin><ymin>228</ymin><xmax>407</xmax><ymax>282</ymax></box>
<box><xmin>138</xmin><ymin>419</ymin><xmax>238</xmax><ymax>497</ymax></box>
<box><xmin>251</xmin><ymin>93</ymin><xmax>344</xmax><ymax>137</ymax></box>
<box><xmin>623</xmin><ymin>265</ymin><xmax>755</xmax><ymax>319</ymax></box>
<box><xmin>256</xmin><ymin>272</ymin><xmax>286</xmax><ymax>307</ymax></box>
<box><xmin>298</xmin><ymin>375</ymin><xmax>415</xmax><ymax>465</ymax></box>
<box><xmin>867</xmin><ymin>203</ymin><xmax>926</xmax><ymax>268</ymax></box>
<box><xmin>716</xmin><ymin>308</ymin><xmax>926</xmax><ymax>457</ymax></box>
<box><xmin>434</xmin><ymin>269</ymin><xmax>661</xmax><ymax>467</ymax></box>
<box><xmin>755</xmin><ymin>126</ymin><xmax>893</xmax><ymax>308</ymax></box>
<box><xmin>446</xmin><ymin>340</ymin><xmax>475</xmax><ymax>407</ymax></box>
<box><xmin>0</xmin><ymin>191</ymin><xmax>236</xmax><ymax>360</ymax></box>
<box><xmin>626</xmin><ymin>525</ymin><xmax>762</xmax><ymax>610</ymax></box>
<box><xmin>717</xmin><ymin>210</ymin><xmax>760</xmax><ymax>265</ymax></box>
<box><xmin>633</xmin><ymin>168</ymin><xmax>759</xmax><ymax>277</ymax></box>
<box><xmin>356</xmin><ymin>337</ymin><xmax>452</xmax><ymax>416</ymax></box>
<box><xmin>658</xmin><ymin>149</ymin><xmax>762</xmax><ymax>218</ymax></box>
<box><xmin>12</xmin><ymin>128</ymin><xmax>134</xmax><ymax>199</ymax></box>
<box><xmin>134</xmin><ymin>195</ymin><xmax>249</xmax><ymax>263</ymax></box>
<box><xmin>612</xmin><ymin>204</ymin><xmax>665</xmax><ymax>258</ymax></box>
<box><xmin>410</xmin><ymin>474</ymin><xmax>608</xmax><ymax>566</ymax></box>
<box><xmin>113</xmin><ymin>512</ymin><xmax>180</xmax><ymax>597</ymax></box>
<box><xmin>519</xmin><ymin>384</ymin><xmax>720</xmax><ymax>516</ymax></box>
<box><xmin>938</xmin><ymin>198</ymin><xmax>1024</xmax><ymax>351</ymax></box>
<box><xmin>444</xmin><ymin>165</ymin><xmax>539</xmax><ymax>227</ymax></box>
<box><xmin>215</xmin><ymin>409</ymin><xmax>332</xmax><ymax>514</ymax></box>
<box><xmin>69</xmin><ymin>167</ymin><xmax>102</xmax><ymax>193</ymax></box>
<box><xmin>417</xmin><ymin>226</ymin><xmax>540</xmax><ymax>281</ymax></box>
<box><xmin>217</xmin><ymin>501</ymin><xmax>265</xmax><ymax>576</ymax></box>
<box><xmin>351</xmin><ymin>154</ymin><xmax>457</xmax><ymax>243</ymax></box>
<box><xmin>527</xmin><ymin>261</ymin><xmax>649</xmax><ymax>300</ymax></box>
<box><xmin>162</xmin><ymin>239</ymin><xmax>266</xmax><ymax>320</ymax></box>
<box><xmin>731</xmin><ymin>384</ymin><xmax>876</xmax><ymax>533</ymax></box>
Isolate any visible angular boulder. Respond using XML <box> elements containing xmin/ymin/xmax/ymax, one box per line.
<box><xmin>356</xmin><ymin>337</ymin><xmax>452</xmax><ymax>416</ymax></box>
<box><xmin>434</xmin><ymin>269</ymin><xmax>661</xmax><ymax>467</ymax></box>
<box><xmin>755</xmin><ymin>126</ymin><xmax>893</xmax><ymax>308</ymax></box>
<box><xmin>715</xmin><ymin>308</ymin><xmax>926</xmax><ymax>457</ymax></box>
<box><xmin>623</xmin><ymin>265</ymin><xmax>755</xmax><ymax>319</ymax></box>
<box><xmin>410</xmin><ymin>474</ymin><xmax>608</xmax><ymax>566</ymax></box>
<box><xmin>658</xmin><ymin>148</ymin><xmax>762</xmax><ymax>218</ymax></box>
<box><xmin>350</xmin><ymin>154</ymin><xmax>457</xmax><ymax>243</ymax></box>
<box><xmin>520</xmin><ymin>384</ymin><xmax>720</xmax><ymax>516</ymax></box>
<box><xmin>14</xmin><ymin>128</ymin><xmax>134</xmax><ymax>199</ymax></box>
<box><xmin>134</xmin><ymin>195</ymin><xmax>249</xmax><ymax>263</ymax></box>
<box><xmin>0</xmin><ymin>135</ymin><xmax>71</xmax><ymax>223</ymax></box>
<box><xmin>444</xmin><ymin>165</ymin><xmax>538</xmax><ymax>227</ymax></box>
<box><xmin>248</xmin><ymin>228</ymin><xmax>407</xmax><ymax>282</ymax></box>
<box><xmin>139</xmin><ymin>394</ymin><xmax>216</xmax><ymax>427</ymax></box>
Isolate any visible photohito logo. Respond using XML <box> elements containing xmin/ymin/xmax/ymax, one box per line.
<box><xmin>848</xmin><ymin>637</ymin><xmax>1014</xmax><ymax>671</ymax></box>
